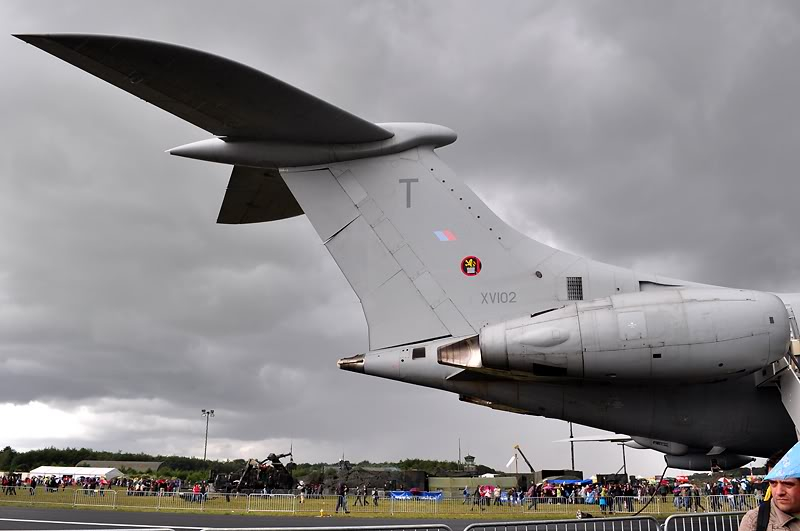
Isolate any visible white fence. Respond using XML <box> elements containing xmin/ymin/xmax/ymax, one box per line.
<box><xmin>0</xmin><ymin>489</ymin><xmax>761</xmax><ymax>516</ymax></box>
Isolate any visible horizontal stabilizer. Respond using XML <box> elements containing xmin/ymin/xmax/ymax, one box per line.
<box><xmin>554</xmin><ymin>434</ymin><xmax>632</xmax><ymax>443</ymax></box>
<box><xmin>15</xmin><ymin>34</ymin><xmax>394</xmax><ymax>144</ymax></box>
<box><xmin>217</xmin><ymin>166</ymin><xmax>303</xmax><ymax>224</ymax></box>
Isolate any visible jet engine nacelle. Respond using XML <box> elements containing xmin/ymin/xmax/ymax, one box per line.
<box><xmin>441</xmin><ymin>288</ymin><xmax>788</xmax><ymax>382</ymax></box>
<box><xmin>664</xmin><ymin>452</ymin><xmax>753</xmax><ymax>471</ymax></box>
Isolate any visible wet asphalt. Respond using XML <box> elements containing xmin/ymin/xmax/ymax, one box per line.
<box><xmin>0</xmin><ymin>505</ymin><xmax>481</xmax><ymax>531</ymax></box>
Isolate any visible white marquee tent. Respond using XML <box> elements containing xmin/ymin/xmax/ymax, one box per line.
<box><xmin>28</xmin><ymin>466</ymin><xmax>121</xmax><ymax>479</ymax></box>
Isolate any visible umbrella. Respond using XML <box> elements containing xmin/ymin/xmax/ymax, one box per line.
<box><xmin>766</xmin><ymin>439</ymin><xmax>800</xmax><ymax>480</ymax></box>
<box><xmin>679</xmin><ymin>483</ymin><xmax>693</xmax><ymax>488</ymax></box>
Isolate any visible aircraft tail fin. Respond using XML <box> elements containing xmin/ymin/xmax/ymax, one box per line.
<box><xmin>20</xmin><ymin>34</ymin><xmax>608</xmax><ymax>351</ymax></box>
<box><xmin>279</xmin><ymin>148</ymin><xmax>568</xmax><ymax>350</ymax></box>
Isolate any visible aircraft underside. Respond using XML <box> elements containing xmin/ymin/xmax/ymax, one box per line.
<box><xmin>339</xmin><ymin>288</ymin><xmax>800</xmax><ymax>469</ymax></box>
<box><xmin>341</xmin><ymin>340</ymin><xmax>796</xmax><ymax>467</ymax></box>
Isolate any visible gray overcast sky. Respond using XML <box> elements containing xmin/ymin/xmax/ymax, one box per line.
<box><xmin>2</xmin><ymin>0</ymin><xmax>799</xmax><ymax>477</ymax></box>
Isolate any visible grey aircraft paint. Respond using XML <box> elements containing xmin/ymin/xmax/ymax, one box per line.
<box><xmin>16</xmin><ymin>34</ymin><xmax>798</xmax><ymax>470</ymax></box>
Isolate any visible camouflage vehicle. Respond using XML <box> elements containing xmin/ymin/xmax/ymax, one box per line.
<box><xmin>211</xmin><ymin>452</ymin><xmax>296</xmax><ymax>493</ymax></box>
<box><xmin>303</xmin><ymin>460</ymin><xmax>426</xmax><ymax>495</ymax></box>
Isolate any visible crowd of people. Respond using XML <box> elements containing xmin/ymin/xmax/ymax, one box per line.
<box><xmin>456</xmin><ymin>477</ymin><xmax>765</xmax><ymax>513</ymax></box>
<box><xmin>0</xmin><ymin>474</ymin><xmax>230</xmax><ymax>504</ymax></box>
<box><xmin>0</xmin><ymin>475</ymin><xmax>20</xmax><ymax>494</ymax></box>
<box><xmin>461</xmin><ymin>482</ymin><xmax>648</xmax><ymax>511</ymax></box>
<box><xmin>122</xmin><ymin>477</ymin><xmax>184</xmax><ymax>496</ymax></box>
<box><xmin>0</xmin><ymin>474</ymin><xmax>110</xmax><ymax>495</ymax></box>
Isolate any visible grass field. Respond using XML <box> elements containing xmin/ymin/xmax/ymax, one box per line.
<box><xmin>0</xmin><ymin>488</ymin><xmax>755</xmax><ymax>520</ymax></box>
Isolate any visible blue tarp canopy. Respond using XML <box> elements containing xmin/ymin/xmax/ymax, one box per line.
<box><xmin>545</xmin><ymin>479</ymin><xmax>592</xmax><ymax>485</ymax></box>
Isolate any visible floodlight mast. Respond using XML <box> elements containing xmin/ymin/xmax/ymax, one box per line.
<box><xmin>201</xmin><ymin>409</ymin><xmax>215</xmax><ymax>461</ymax></box>
<box><xmin>569</xmin><ymin>422</ymin><xmax>575</xmax><ymax>470</ymax></box>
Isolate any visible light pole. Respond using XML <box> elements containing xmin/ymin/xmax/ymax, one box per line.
<box><xmin>201</xmin><ymin>409</ymin><xmax>215</xmax><ymax>461</ymax></box>
<box><xmin>569</xmin><ymin>422</ymin><xmax>575</xmax><ymax>470</ymax></box>
<box><xmin>620</xmin><ymin>443</ymin><xmax>628</xmax><ymax>479</ymax></box>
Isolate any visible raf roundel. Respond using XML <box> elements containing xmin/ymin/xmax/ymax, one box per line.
<box><xmin>461</xmin><ymin>256</ymin><xmax>481</xmax><ymax>276</ymax></box>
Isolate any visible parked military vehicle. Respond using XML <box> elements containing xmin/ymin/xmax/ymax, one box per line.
<box><xmin>297</xmin><ymin>459</ymin><xmax>427</xmax><ymax>494</ymax></box>
<box><xmin>210</xmin><ymin>452</ymin><xmax>296</xmax><ymax>493</ymax></box>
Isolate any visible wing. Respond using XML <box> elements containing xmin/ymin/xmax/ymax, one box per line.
<box><xmin>15</xmin><ymin>34</ymin><xmax>393</xmax><ymax>144</ymax></box>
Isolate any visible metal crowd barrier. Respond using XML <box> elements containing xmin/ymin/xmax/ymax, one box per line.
<box><xmin>245</xmin><ymin>495</ymin><xmax>655</xmax><ymax>515</ymax></box>
<box><xmin>663</xmin><ymin>511</ymin><xmax>746</xmax><ymax>531</ymax></box>
<box><xmin>516</xmin><ymin>497</ymin><xmax>573</xmax><ymax>514</ymax></box>
<box><xmin>157</xmin><ymin>490</ymin><xmax>206</xmax><ymax>511</ymax></box>
<box><xmin>293</xmin><ymin>494</ymin><xmax>340</xmax><ymax>514</ymax></box>
<box><xmin>0</xmin><ymin>489</ymin><xmax>761</xmax><ymax>517</ymax></box>
<box><xmin>591</xmin><ymin>496</ymin><xmax>662</xmax><ymax>515</ymax></box>
<box><xmin>74</xmin><ymin>488</ymin><xmax>117</xmax><ymax>508</ymax></box>
<box><xmin>114</xmin><ymin>490</ymin><xmax>205</xmax><ymax>510</ymax></box>
<box><xmin>0</xmin><ymin>487</ymin><xmax>118</xmax><ymax>508</ymax></box>
<box><xmin>665</xmin><ymin>496</ymin><xmax>757</xmax><ymax>514</ymax></box>
<box><xmin>706</xmin><ymin>496</ymin><xmax>759</xmax><ymax>512</ymax></box>
<box><xmin>451</xmin><ymin>496</ymin><xmax>598</xmax><ymax>515</ymax></box>
<box><xmin>247</xmin><ymin>493</ymin><xmax>297</xmax><ymax>512</ymax></box>
<box><xmin>462</xmin><ymin>515</ymin><xmax>661</xmax><ymax>531</ymax></box>
<box><xmin>666</xmin><ymin>496</ymin><xmax>708</xmax><ymax>513</ymax></box>
<box><xmin>0</xmin><ymin>485</ymin><xmax>75</xmax><ymax>506</ymax></box>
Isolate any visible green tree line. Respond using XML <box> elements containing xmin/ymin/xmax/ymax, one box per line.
<box><xmin>0</xmin><ymin>446</ymin><xmax>246</xmax><ymax>475</ymax></box>
<box><xmin>0</xmin><ymin>446</ymin><xmax>491</xmax><ymax>477</ymax></box>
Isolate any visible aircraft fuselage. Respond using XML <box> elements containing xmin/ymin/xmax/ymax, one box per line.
<box><xmin>341</xmin><ymin>333</ymin><xmax>796</xmax><ymax>460</ymax></box>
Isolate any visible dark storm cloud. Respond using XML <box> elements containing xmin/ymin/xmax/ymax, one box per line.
<box><xmin>1</xmin><ymin>0</ymin><xmax>795</xmax><ymax>473</ymax></box>
<box><xmin>442</xmin><ymin>2</ymin><xmax>800</xmax><ymax>292</ymax></box>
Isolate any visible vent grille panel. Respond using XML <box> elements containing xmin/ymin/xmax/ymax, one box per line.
<box><xmin>567</xmin><ymin>277</ymin><xmax>583</xmax><ymax>301</ymax></box>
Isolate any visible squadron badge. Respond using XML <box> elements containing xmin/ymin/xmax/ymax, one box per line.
<box><xmin>461</xmin><ymin>256</ymin><xmax>481</xmax><ymax>276</ymax></box>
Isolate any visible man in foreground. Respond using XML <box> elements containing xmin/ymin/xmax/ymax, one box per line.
<box><xmin>740</xmin><ymin>443</ymin><xmax>800</xmax><ymax>531</ymax></box>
